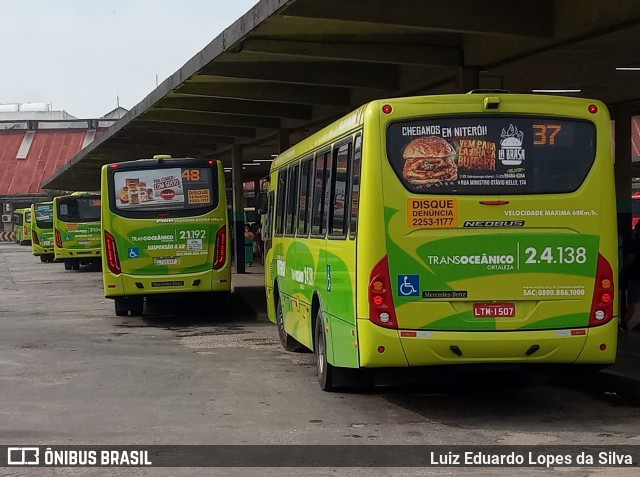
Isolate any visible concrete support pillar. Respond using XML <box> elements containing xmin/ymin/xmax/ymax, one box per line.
<box><xmin>231</xmin><ymin>144</ymin><xmax>245</xmax><ymax>274</ymax></box>
<box><xmin>278</xmin><ymin>129</ymin><xmax>290</xmax><ymax>153</ymax></box>
<box><xmin>456</xmin><ymin>67</ymin><xmax>479</xmax><ymax>93</ymax></box>
<box><xmin>613</xmin><ymin>104</ymin><xmax>634</xmax><ymax>254</ymax></box>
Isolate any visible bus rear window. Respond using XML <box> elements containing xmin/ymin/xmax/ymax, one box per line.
<box><xmin>112</xmin><ymin>167</ymin><xmax>217</xmax><ymax>212</ymax></box>
<box><xmin>386</xmin><ymin>116</ymin><xmax>596</xmax><ymax>194</ymax></box>
<box><xmin>35</xmin><ymin>204</ymin><xmax>53</xmax><ymax>228</ymax></box>
<box><xmin>58</xmin><ymin>198</ymin><xmax>101</xmax><ymax>222</ymax></box>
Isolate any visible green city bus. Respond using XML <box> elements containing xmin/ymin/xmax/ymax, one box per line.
<box><xmin>54</xmin><ymin>192</ymin><xmax>102</xmax><ymax>270</ymax></box>
<box><xmin>101</xmin><ymin>155</ymin><xmax>231</xmax><ymax>317</ymax></box>
<box><xmin>263</xmin><ymin>92</ymin><xmax>618</xmax><ymax>391</ymax></box>
<box><xmin>31</xmin><ymin>201</ymin><xmax>55</xmax><ymax>262</ymax></box>
<box><xmin>13</xmin><ymin>208</ymin><xmax>32</xmax><ymax>245</ymax></box>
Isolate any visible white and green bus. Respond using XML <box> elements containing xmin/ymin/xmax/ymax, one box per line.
<box><xmin>101</xmin><ymin>155</ymin><xmax>231</xmax><ymax>317</ymax></box>
<box><xmin>31</xmin><ymin>201</ymin><xmax>55</xmax><ymax>262</ymax></box>
<box><xmin>263</xmin><ymin>92</ymin><xmax>618</xmax><ymax>391</ymax></box>
<box><xmin>53</xmin><ymin>192</ymin><xmax>102</xmax><ymax>270</ymax></box>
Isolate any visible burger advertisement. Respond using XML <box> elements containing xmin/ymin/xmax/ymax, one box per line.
<box><xmin>114</xmin><ymin>168</ymin><xmax>185</xmax><ymax>209</ymax></box>
<box><xmin>386</xmin><ymin>117</ymin><xmax>567</xmax><ymax>194</ymax></box>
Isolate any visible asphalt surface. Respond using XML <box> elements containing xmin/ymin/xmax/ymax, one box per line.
<box><xmin>1</xmin><ymin>242</ymin><xmax>640</xmax><ymax>476</ymax></box>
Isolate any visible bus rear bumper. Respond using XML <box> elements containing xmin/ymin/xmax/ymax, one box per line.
<box><xmin>357</xmin><ymin>319</ymin><xmax>617</xmax><ymax>367</ymax></box>
<box><xmin>56</xmin><ymin>248</ymin><xmax>101</xmax><ymax>260</ymax></box>
<box><xmin>103</xmin><ymin>269</ymin><xmax>231</xmax><ymax>297</ymax></box>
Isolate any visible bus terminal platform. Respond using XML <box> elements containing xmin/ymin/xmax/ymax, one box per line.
<box><xmin>231</xmin><ymin>266</ymin><xmax>640</xmax><ymax>393</ymax></box>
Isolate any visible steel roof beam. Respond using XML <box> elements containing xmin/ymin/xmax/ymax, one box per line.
<box><xmin>127</xmin><ymin>121</ymin><xmax>256</xmax><ymax>139</ymax></box>
<box><xmin>282</xmin><ymin>0</ymin><xmax>554</xmax><ymax>37</ymax></box>
<box><xmin>157</xmin><ymin>96</ymin><xmax>312</xmax><ymax>120</ymax></box>
<box><xmin>175</xmin><ymin>81</ymin><xmax>350</xmax><ymax>106</ymax></box>
<box><xmin>140</xmin><ymin>110</ymin><xmax>278</xmax><ymax>130</ymax></box>
<box><xmin>240</xmin><ymin>38</ymin><xmax>463</xmax><ymax>66</ymax></box>
<box><xmin>198</xmin><ymin>61</ymin><xmax>399</xmax><ymax>90</ymax></box>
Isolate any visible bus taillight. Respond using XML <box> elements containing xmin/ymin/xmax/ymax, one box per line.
<box><xmin>104</xmin><ymin>230</ymin><xmax>122</xmax><ymax>275</ymax></box>
<box><xmin>213</xmin><ymin>225</ymin><xmax>226</xmax><ymax>270</ymax></box>
<box><xmin>369</xmin><ymin>256</ymin><xmax>398</xmax><ymax>329</ymax></box>
<box><xmin>55</xmin><ymin>229</ymin><xmax>63</xmax><ymax>248</ymax></box>
<box><xmin>589</xmin><ymin>254</ymin><xmax>614</xmax><ymax>327</ymax></box>
<box><xmin>32</xmin><ymin>230</ymin><xmax>39</xmax><ymax>245</ymax></box>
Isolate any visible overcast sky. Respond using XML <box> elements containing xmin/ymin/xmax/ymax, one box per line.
<box><xmin>0</xmin><ymin>0</ymin><xmax>257</xmax><ymax>118</ymax></box>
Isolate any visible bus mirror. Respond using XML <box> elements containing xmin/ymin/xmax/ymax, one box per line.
<box><xmin>256</xmin><ymin>192</ymin><xmax>268</xmax><ymax>215</ymax></box>
<box><xmin>60</xmin><ymin>204</ymin><xmax>69</xmax><ymax>216</ymax></box>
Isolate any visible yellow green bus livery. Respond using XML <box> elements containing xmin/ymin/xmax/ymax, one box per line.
<box><xmin>31</xmin><ymin>201</ymin><xmax>55</xmax><ymax>262</ymax></box>
<box><xmin>13</xmin><ymin>208</ymin><xmax>32</xmax><ymax>245</ymax></box>
<box><xmin>101</xmin><ymin>155</ymin><xmax>231</xmax><ymax>317</ymax></box>
<box><xmin>54</xmin><ymin>192</ymin><xmax>102</xmax><ymax>270</ymax></box>
<box><xmin>263</xmin><ymin>93</ymin><xmax>618</xmax><ymax>391</ymax></box>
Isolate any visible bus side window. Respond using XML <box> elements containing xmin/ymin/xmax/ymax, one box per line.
<box><xmin>329</xmin><ymin>141</ymin><xmax>351</xmax><ymax>237</ymax></box>
<box><xmin>263</xmin><ymin>191</ymin><xmax>274</xmax><ymax>242</ymax></box>
<box><xmin>60</xmin><ymin>204</ymin><xmax>69</xmax><ymax>217</ymax></box>
<box><xmin>284</xmin><ymin>164</ymin><xmax>299</xmax><ymax>236</ymax></box>
<box><xmin>274</xmin><ymin>169</ymin><xmax>287</xmax><ymax>236</ymax></box>
<box><xmin>349</xmin><ymin>134</ymin><xmax>362</xmax><ymax>240</ymax></box>
<box><xmin>311</xmin><ymin>151</ymin><xmax>330</xmax><ymax>236</ymax></box>
<box><xmin>297</xmin><ymin>158</ymin><xmax>313</xmax><ymax>237</ymax></box>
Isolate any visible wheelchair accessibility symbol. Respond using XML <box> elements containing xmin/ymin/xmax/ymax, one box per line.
<box><xmin>398</xmin><ymin>275</ymin><xmax>420</xmax><ymax>297</ymax></box>
<box><xmin>128</xmin><ymin>247</ymin><xmax>140</xmax><ymax>259</ymax></box>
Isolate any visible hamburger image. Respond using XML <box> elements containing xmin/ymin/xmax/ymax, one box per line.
<box><xmin>401</xmin><ymin>136</ymin><xmax>457</xmax><ymax>185</ymax></box>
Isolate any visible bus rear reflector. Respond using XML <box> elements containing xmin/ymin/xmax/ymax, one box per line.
<box><xmin>213</xmin><ymin>225</ymin><xmax>226</xmax><ymax>270</ymax></box>
<box><xmin>589</xmin><ymin>254</ymin><xmax>614</xmax><ymax>327</ymax></box>
<box><xmin>32</xmin><ymin>230</ymin><xmax>39</xmax><ymax>245</ymax></box>
<box><xmin>369</xmin><ymin>256</ymin><xmax>398</xmax><ymax>329</ymax></box>
<box><xmin>104</xmin><ymin>230</ymin><xmax>121</xmax><ymax>275</ymax></box>
<box><xmin>55</xmin><ymin>229</ymin><xmax>63</xmax><ymax>248</ymax></box>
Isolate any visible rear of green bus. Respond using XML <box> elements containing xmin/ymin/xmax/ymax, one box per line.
<box><xmin>101</xmin><ymin>156</ymin><xmax>231</xmax><ymax>317</ymax></box>
<box><xmin>13</xmin><ymin>208</ymin><xmax>32</xmax><ymax>245</ymax></box>
<box><xmin>54</xmin><ymin>192</ymin><xmax>102</xmax><ymax>270</ymax></box>
<box><xmin>31</xmin><ymin>202</ymin><xmax>55</xmax><ymax>262</ymax></box>
<box><xmin>357</xmin><ymin>94</ymin><xmax>617</xmax><ymax>369</ymax></box>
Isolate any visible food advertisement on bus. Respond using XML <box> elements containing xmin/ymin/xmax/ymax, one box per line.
<box><xmin>114</xmin><ymin>168</ymin><xmax>185</xmax><ymax>209</ymax></box>
<box><xmin>386</xmin><ymin>117</ymin><xmax>595</xmax><ymax>194</ymax></box>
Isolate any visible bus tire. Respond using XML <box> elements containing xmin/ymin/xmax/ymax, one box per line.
<box><xmin>39</xmin><ymin>256</ymin><xmax>47</xmax><ymax>263</ymax></box>
<box><xmin>276</xmin><ymin>295</ymin><xmax>305</xmax><ymax>352</ymax></box>
<box><xmin>64</xmin><ymin>261</ymin><xmax>73</xmax><ymax>271</ymax></box>
<box><xmin>128</xmin><ymin>297</ymin><xmax>144</xmax><ymax>316</ymax></box>
<box><xmin>114</xmin><ymin>297</ymin><xmax>129</xmax><ymax>317</ymax></box>
<box><xmin>72</xmin><ymin>261</ymin><xmax>80</xmax><ymax>270</ymax></box>
<box><xmin>315</xmin><ymin>310</ymin><xmax>335</xmax><ymax>391</ymax></box>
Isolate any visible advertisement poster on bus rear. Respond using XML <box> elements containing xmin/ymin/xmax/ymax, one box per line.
<box><xmin>114</xmin><ymin>168</ymin><xmax>184</xmax><ymax>209</ymax></box>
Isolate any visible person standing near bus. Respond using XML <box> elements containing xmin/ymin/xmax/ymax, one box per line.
<box><xmin>244</xmin><ymin>224</ymin><xmax>254</xmax><ymax>266</ymax></box>
<box><xmin>621</xmin><ymin>222</ymin><xmax>640</xmax><ymax>330</ymax></box>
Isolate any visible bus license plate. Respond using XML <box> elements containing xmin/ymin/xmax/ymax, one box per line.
<box><xmin>473</xmin><ymin>303</ymin><xmax>515</xmax><ymax>318</ymax></box>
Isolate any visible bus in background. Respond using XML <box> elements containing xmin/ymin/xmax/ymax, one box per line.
<box><xmin>101</xmin><ymin>155</ymin><xmax>231</xmax><ymax>317</ymax></box>
<box><xmin>13</xmin><ymin>208</ymin><xmax>31</xmax><ymax>245</ymax></box>
<box><xmin>53</xmin><ymin>192</ymin><xmax>102</xmax><ymax>270</ymax></box>
<box><xmin>31</xmin><ymin>201</ymin><xmax>55</xmax><ymax>262</ymax></box>
<box><xmin>632</xmin><ymin>191</ymin><xmax>640</xmax><ymax>229</ymax></box>
<box><xmin>263</xmin><ymin>93</ymin><xmax>618</xmax><ymax>391</ymax></box>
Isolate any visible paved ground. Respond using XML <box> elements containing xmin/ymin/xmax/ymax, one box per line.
<box><xmin>1</xmin><ymin>242</ymin><xmax>640</xmax><ymax>476</ymax></box>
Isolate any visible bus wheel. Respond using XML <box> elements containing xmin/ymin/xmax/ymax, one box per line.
<box><xmin>114</xmin><ymin>297</ymin><xmax>129</xmax><ymax>317</ymax></box>
<box><xmin>40</xmin><ymin>256</ymin><xmax>47</xmax><ymax>263</ymax></box>
<box><xmin>64</xmin><ymin>261</ymin><xmax>73</xmax><ymax>271</ymax></box>
<box><xmin>315</xmin><ymin>310</ymin><xmax>335</xmax><ymax>391</ymax></box>
<box><xmin>128</xmin><ymin>297</ymin><xmax>144</xmax><ymax>316</ymax></box>
<box><xmin>276</xmin><ymin>296</ymin><xmax>304</xmax><ymax>352</ymax></box>
<box><xmin>72</xmin><ymin>261</ymin><xmax>80</xmax><ymax>270</ymax></box>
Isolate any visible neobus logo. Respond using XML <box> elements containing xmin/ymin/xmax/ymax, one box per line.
<box><xmin>463</xmin><ymin>220</ymin><xmax>525</xmax><ymax>227</ymax></box>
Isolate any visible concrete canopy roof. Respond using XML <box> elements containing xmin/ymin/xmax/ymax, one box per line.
<box><xmin>43</xmin><ymin>0</ymin><xmax>640</xmax><ymax>191</ymax></box>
